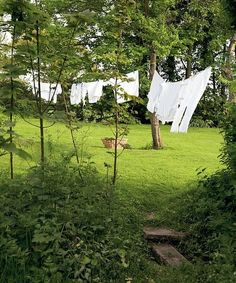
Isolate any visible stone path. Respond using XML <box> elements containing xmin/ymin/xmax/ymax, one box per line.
<box><xmin>143</xmin><ymin>225</ymin><xmax>190</xmax><ymax>267</ymax></box>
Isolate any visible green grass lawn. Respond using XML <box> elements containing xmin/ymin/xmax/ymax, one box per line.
<box><xmin>2</xmin><ymin>117</ymin><xmax>223</xmax><ymax>191</ymax></box>
<box><xmin>0</xmin><ymin>118</ymin><xmax>225</xmax><ymax>282</ymax></box>
<box><xmin>1</xmin><ymin>118</ymin><xmax>223</xmax><ymax>221</ymax></box>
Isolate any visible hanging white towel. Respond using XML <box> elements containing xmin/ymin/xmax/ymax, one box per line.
<box><xmin>147</xmin><ymin>71</ymin><xmax>165</xmax><ymax>113</ymax></box>
<box><xmin>86</xmin><ymin>80</ymin><xmax>104</xmax><ymax>103</ymax></box>
<box><xmin>155</xmin><ymin>80</ymin><xmax>187</xmax><ymax>124</ymax></box>
<box><xmin>117</xmin><ymin>70</ymin><xmax>139</xmax><ymax>103</ymax></box>
<box><xmin>104</xmin><ymin>71</ymin><xmax>139</xmax><ymax>103</ymax></box>
<box><xmin>171</xmin><ymin>67</ymin><xmax>212</xmax><ymax>133</ymax></box>
<box><xmin>33</xmin><ymin>82</ymin><xmax>62</xmax><ymax>103</ymax></box>
<box><xmin>70</xmin><ymin>83</ymin><xmax>87</xmax><ymax>105</ymax></box>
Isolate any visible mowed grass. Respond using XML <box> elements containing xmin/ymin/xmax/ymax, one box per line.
<box><xmin>1</xmin><ymin>118</ymin><xmax>223</xmax><ymax>212</ymax></box>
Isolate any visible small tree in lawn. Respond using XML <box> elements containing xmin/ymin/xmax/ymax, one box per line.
<box><xmin>0</xmin><ymin>0</ymin><xmax>32</xmax><ymax>177</ymax></box>
<box><xmin>86</xmin><ymin>0</ymin><xmax>145</xmax><ymax>186</ymax></box>
<box><xmin>4</xmin><ymin>0</ymin><xmax>96</xmax><ymax>175</ymax></box>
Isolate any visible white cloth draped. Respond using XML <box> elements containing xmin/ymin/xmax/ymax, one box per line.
<box><xmin>33</xmin><ymin>82</ymin><xmax>62</xmax><ymax>103</ymax></box>
<box><xmin>147</xmin><ymin>67</ymin><xmax>212</xmax><ymax>133</ymax></box>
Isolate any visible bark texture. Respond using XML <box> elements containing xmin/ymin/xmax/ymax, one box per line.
<box><xmin>149</xmin><ymin>49</ymin><xmax>162</xmax><ymax>149</ymax></box>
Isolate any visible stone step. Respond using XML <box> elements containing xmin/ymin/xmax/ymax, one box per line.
<box><xmin>151</xmin><ymin>243</ymin><xmax>189</xmax><ymax>267</ymax></box>
<box><xmin>144</xmin><ymin>227</ymin><xmax>188</xmax><ymax>242</ymax></box>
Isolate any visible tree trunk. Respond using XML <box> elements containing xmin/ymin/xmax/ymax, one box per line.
<box><xmin>186</xmin><ymin>46</ymin><xmax>192</xmax><ymax>79</ymax></box>
<box><xmin>149</xmin><ymin>49</ymin><xmax>162</xmax><ymax>149</ymax></box>
<box><xmin>9</xmin><ymin>25</ymin><xmax>16</xmax><ymax>179</ymax></box>
<box><xmin>36</xmin><ymin>20</ymin><xmax>45</xmax><ymax>166</ymax></box>
<box><xmin>227</xmin><ymin>33</ymin><xmax>236</xmax><ymax>103</ymax></box>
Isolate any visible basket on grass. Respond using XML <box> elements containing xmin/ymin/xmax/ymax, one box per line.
<box><xmin>101</xmin><ymin>137</ymin><xmax>128</xmax><ymax>149</ymax></box>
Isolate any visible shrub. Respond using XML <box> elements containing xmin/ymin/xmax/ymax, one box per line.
<box><xmin>175</xmin><ymin>104</ymin><xmax>236</xmax><ymax>275</ymax></box>
<box><xmin>0</xmin><ymin>161</ymin><xmax>134</xmax><ymax>282</ymax></box>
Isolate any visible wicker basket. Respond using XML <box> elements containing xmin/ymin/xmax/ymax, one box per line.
<box><xmin>101</xmin><ymin>138</ymin><xmax>128</xmax><ymax>149</ymax></box>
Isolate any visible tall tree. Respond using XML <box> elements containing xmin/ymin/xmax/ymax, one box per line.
<box><xmin>137</xmin><ymin>0</ymin><xmax>178</xmax><ymax>149</ymax></box>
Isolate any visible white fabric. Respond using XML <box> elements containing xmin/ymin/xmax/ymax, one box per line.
<box><xmin>147</xmin><ymin>71</ymin><xmax>165</xmax><ymax>113</ymax></box>
<box><xmin>155</xmin><ymin>80</ymin><xmax>187</xmax><ymax>123</ymax></box>
<box><xmin>33</xmin><ymin>82</ymin><xmax>62</xmax><ymax>103</ymax></box>
<box><xmin>148</xmin><ymin>67</ymin><xmax>212</xmax><ymax>133</ymax></box>
<box><xmin>171</xmin><ymin>67</ymin><xmax>212</xmax><ymax>133</ymax></box>
<box><xmin>117</xmin><ymin>70</ymin><xmax>139</xmax><ymax>103</ymax></box>
<box><xmin>70</xmin><ymin>83</ymin><xmax>87</xmax><ymax>105</ymax></box>
<box><xmin>86</xmin><ymin>80</ymin><xmax>104</xmax><ymax>103</ymax></box>
<box><xmin>104</xmin><ymin>71</ymin><xmax>139</xmax><ymax>103</ymax></box>
<box><xmin>70</xmin><ymin>80</ymin><xmax>104</xmax><ymax>105</ymax></box>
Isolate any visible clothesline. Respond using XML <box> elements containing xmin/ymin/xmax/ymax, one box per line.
<box><xmin>25</xmin><ymin>67</ymin><xmax>212</xmax><ymax>133</ymax></box>
<box><xmin>29</xmin><ymin>70</ymin><xmax>139</xmax><ymax>105</ymax></box>
<box><xmin>70</xmin><ymin>70</ymin><xmax>139</xmax><ymax>105</ymax></box>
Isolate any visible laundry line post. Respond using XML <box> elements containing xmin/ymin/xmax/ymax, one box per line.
<box><xmin>149</xmin><ymin>49</ymin><xmax>163</xmax><ymax>149</ymax></box>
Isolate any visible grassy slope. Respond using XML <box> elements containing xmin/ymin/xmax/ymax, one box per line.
<box><xmin>0</xmin><ymin>119</ymin><xmax>224</xmax><ymax>282</ymax></box>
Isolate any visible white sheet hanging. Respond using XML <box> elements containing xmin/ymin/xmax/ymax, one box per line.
<box><xmin>104</xmin><ymin>71</ymin><xmax>139</xmax><ymax>103</ymax></box>
<box><xmin>70</xmin><ymin>83</ymin><xmax>87</xmax><ymax>105</ymax></box>
<box><xmin>147</xmin><ymin>71</ymin><xmax>165</xmax><ymax>113</ymax></box>
<box><xmin>86</xmin><ymin>80</ymin><xmax>104</xmax><ymax>103</ymax></box>
<box><xmin>33</xmin><ymin>82</ymin><xmax>62</xmax><ymax>103</ymax></box>
<box><xmin>155</xmin><ymin>80</ymin><xmax>187</xmax><ymax>124</ymax></box>
<box><xmin>117</xmin><ymin>70</ymin><xmax>139</xmax><ymax>103</ymax></box>
<box><xmin>148</xmin><ymin>67</ymin><xmax>212</xmax><ymax>133</ymax></box>
<box><xmin>171</xmin><ymin>67</ymin><xmax>212</xmax><ymax>133</ymax></box>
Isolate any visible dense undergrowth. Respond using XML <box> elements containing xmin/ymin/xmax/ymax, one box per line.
<box><xmin>0</xmin><ymin>159</ymin><xmax>145</xmax><ymax>282</ymax></box>
<box><xmin>170</xmin><ymin>104</ymin><xmax>236</xmax><ymax>282</ymax></box>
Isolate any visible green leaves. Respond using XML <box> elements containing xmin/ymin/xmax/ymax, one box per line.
<box><xmin>1</xmin><ymin>142</ymin><xmax>31</xmax><ymax>160</ymax></box>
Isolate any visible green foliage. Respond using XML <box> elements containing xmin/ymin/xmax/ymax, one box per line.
<box><xmin>0</xmin><ymin>160</ymin><xmax>143</xmax><ymax>282</ymax></box>
<box><xmin>170</xmin><ymin>104</ymin><xmax>236</xmax><ymax>276</ymax></box>
<box><xmin>0</xmin><ymin>116</ymin><xmax>31</xmax><ymax>159</ymax></box>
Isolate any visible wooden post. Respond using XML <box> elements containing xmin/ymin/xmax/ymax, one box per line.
<box><xmin>149</xmin><ymin>49</ymin><xmax>162</xmax><ymax>149</ymax></box>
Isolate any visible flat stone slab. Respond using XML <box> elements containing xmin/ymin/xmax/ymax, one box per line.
<box><xmin>151</xmin><ymin>244</ymin><xmax>189</xmax><ymax>267</ymax></box>
<box><xmin>144</xmin><ymin>227</ymin><xmax>188</xmax><ymax>241</ymax></box>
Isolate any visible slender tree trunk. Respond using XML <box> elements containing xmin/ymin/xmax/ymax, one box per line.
<box><xmin>9</xmin><ymin>25</ymin><xmax>16</xmax><ymax>179</ymax></box>
<box><xmin>61</xmin><ymin>88</ymin><xmax>83</xmax><ymax>181</ymax></box>
<box><xmin>186</xmin><ymin>46</ymin><xmax>192</xmax><ymax>79</ymax></box>
<box><xmin>36</xmin><ymin>20</ymin><xmax>45</xmax><ymax>165</ymax></box>
<box><xmin>112</xmin><ymin>83</ymin><xmax>119</xmax><ymax>185</ymax></box>
<box><xmin>144</xmin><ymin>0</ymin><xmax>162</xmax><ymax>149</ymax></box>
<box><xmin>112</xmin><ymin>26</ymin><xmax>123</xmax><ymax>186</ymax></box>
<box><xmin>149</xmin><ymin>49</ymin><xmax>162</xmax><ymax>149</ymax></box>
<box><xmin>227</xmin><ymin>33</ymin><xmax>236</xmax><ymax>103</ymax></box>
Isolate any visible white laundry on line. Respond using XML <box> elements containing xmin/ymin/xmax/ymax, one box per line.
<box><xmin>155</xmin><ymin>80</ymin><xmax>187</xmax><ymax>124</ymax></box>
<box><xmin>104</xmin><ymin>70</ymin><xmax>139</xmax><ymax>103</ymax></box>
<box><xmin>70</xmin><ymin>83</ymin><xmax>87</xmax><ymax>105</ymax></box>
<box><xmin>171</xmin><ymin>67</ymin><xmax>212</xmax><ymax>133</ymax></box>
<box><xmin>32</xmin><ymin>82</ymin><xmax>62</xmax><ymax>103</ymax></box>
<box><xmin>147</xmin><ymin>70</ymin><xmax>165</xmax><ymax>113</ymax></box>
<box><xmin>147</xmin><ymin>67</ymin><xmax>212</xmax><ymax>133</ymax></box>
<box><xmin>70</xmin><ymin>80</ymin><xmax>104</xmax><ymax>105</ymax></box>
<box><xmin>86</xmin><ymin>80</ymin><xmax>104</xmax><ymax>103</ymax></box>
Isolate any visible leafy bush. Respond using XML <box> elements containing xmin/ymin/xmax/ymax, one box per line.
<box><xmin>0</xmin><ymin>161</ymin><xmax>136</xmax><ymax>282</ymax></box>
<box><xmin>174</xmin><ymin>104</ymin><xmax>236</xmax><ymax>278</ymax></box>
